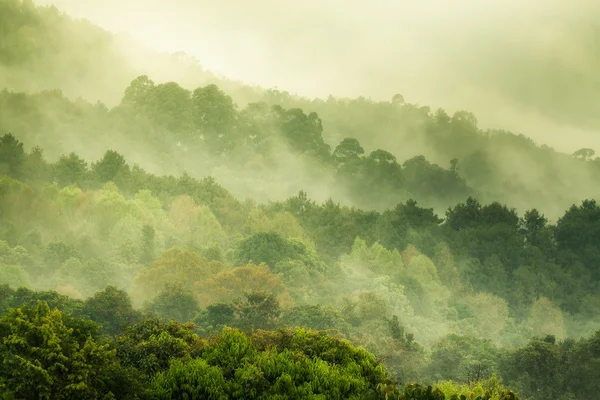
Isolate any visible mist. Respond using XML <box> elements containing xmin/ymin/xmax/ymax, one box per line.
<box><xmin>35</xmin><ymin>0</ymin><xmax>600</xmax><ymax>153</ymax></box>
<box><xmin>2</xmin><ymin>1</ymin><xmax>600</xmax><ymax>398</ymax></box>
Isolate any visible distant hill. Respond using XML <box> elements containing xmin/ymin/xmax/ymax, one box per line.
<box><xmin>1</xmin><ymin>0</ymin><xmax>600</xmax><ymax>218</ymax></box>
<box><xmin>0</xmin><ymin>0</ymin><xmax>263</xmax><ymax>105</ymax></box>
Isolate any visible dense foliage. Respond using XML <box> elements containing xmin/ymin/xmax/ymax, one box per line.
<box><xmin>2</xmin><ymin>0</ymin><xmax>600</xmax><ymax>217</ymax></box>
<box><xmin>1</xmin><ymin>1</ymin><xmax>599</xmax><ymax>398</ymax></box>
<box><xmin>0</xmin><ymin>135</ymin><xmax>599</xmax><ymax>398</ymax></box>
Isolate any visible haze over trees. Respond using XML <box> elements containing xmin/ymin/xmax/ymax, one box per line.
<box><xmin>0</xmin><ymin>0</ymin><xmax>599</xmax><ymax>399</ymax></box>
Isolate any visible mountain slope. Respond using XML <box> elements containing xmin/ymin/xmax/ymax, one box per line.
<box><xmin>0</xmin><ymin>0</ymin><xmax>262</xmax><ymax>105</ymax></box>
<box><xmin>1</xmin><ymin>0</ymin><xmax>600</xmax><ymax>218</ymax></box>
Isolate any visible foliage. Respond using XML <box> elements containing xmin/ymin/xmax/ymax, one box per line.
<box><xmin>1</xmin><ymin>4</ymin><xmax>600</xmax><ymax>396</ymax></box>
<box><xmin>0</xmin><ymin>301</ymin><xmax>124</xmax><ymax>399</ymax></box>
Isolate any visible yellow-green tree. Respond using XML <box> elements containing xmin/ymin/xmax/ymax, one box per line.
<box><xmin>195</xmin><ymin>263</ymin><xmax>293</xmax><ymax>308</ymax></box>
<box><xmin>528</xmin><ymin>297</ymin><xmax>566</xmax><ymax>340</ymax></box>
<box><xmin>133</xmin><ymin>247</ymin><xmax>226</xmax><ymax>303</ymax></box>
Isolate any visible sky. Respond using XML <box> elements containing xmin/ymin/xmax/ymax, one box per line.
<box><xmin>37</xmin><ymin>0</ymin><xmax>600</xmax><ymax>153</ymax></box>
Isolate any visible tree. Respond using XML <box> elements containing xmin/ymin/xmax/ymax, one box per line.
<box><xmin>43</xmin><ymin>240</ymin><xmax>81</xmax><ymax>271</ymax></box>
<box><xmin>234</xmin><ymin>232</ymin><xmax>295</xmax><ymax>268</ymax></box>
<box><xmin>121</xmin><ymin>75</ymin><xmax>155</xmax><ymax>107</ymax></box>
<box><xmin>54</xmin><ymin>152</ymin><xmax>88</xmax><ymax>187</ymax></box>
<box><xmin>115</xmin><ymin>318</ymin><xmax>202</xmax><ymax>380</ymax></box>
<box><xmin>401</xmin><ymin>155</ymin><xmax>472</xmax><ymax>209</ymax></box>
<box><xmin>150</xmin><ymin>327</ymin><xmax>389</xmax><ymax>399</ymax></box>
<box><xmin>0</xmin><ymin>133</ymin><xmax>25</xmax><ymax>178</ymax></box>
<box><xmin>234</xmin><ymin>232</ymin><xmax>324</xmax><ymax>274</ymax></box>
<box><xmin>149</xmin><ymin>358</ymin><xmax>228</xmax><ymax>399</ymax></box>
<box><xmin>206</xmin><ymin>302</ymin><xmax>236</xmax><ymax>329</ymax></box>
<box><xmin>426</xmin><ymin>334</ymin><xmax>500</xmax><ymax>384</ymax></box>
<box><xmin>0</xmin><ymin>301</ymin><xmax>122</xmax><ymax>399</ymax></box>
<box><xmin>501</xmin><ymin>335</ymin><xmax>565</xmax><ymax>400</ymax></box>
<box><xmin>192</xmin><ymin>84</ymin><xmax>237</xmax><ymax>139</ymax></box>
<box><xmin>340</xmin><ymin>237</ymin><xmax>404</xmax><ymax>277</ymax></box>
<box><xmin>233</xmin><ymin>291</ymin><xmax>281</xmax><ymax>330</ymax></box>
<box><xmin>6</xmin><ymin>287</ymin><xmax>83</xmax><ymax>316</ymax></box>
<box><xmin>168</xmin><ymin>195</ymin><xmax>226</xmax><ymax>248</ymax></box>
<box><xmin>134</xmin><ymin>247</ymin><xmax>226</xmax><ymax>300</ymax></box>
<box><xmin>139</xmin><ymin>224</ymin><xmax>156</xmax><ymax>266</ymax></box>
<box><xmin>23</xmin><ymin>145</ymin><xmax>51</xmax><ymax>182</ymax></box>
<box><xmin>0</xmin><ymin>264</ymin><xmax>30</xmax><ymax>288</ymax></box>
<box><xmin>555</xmin><ymin>199</ymin><xmax>600</xmax><ymax>279</ymax></box>
<box><xmin>452</xmin><ymin>110</ymin><xmax>478</xmax><ymax>135</ymax></box>
<box><xmin>282</xmin><ymin>304</ymin><xmax>348</xmax><ymax>332</ymax></box>
<box><xmin>527</xmin><ymin>297</ymin><xmax>566</xmax><ymax>340</ymax></box>
<box><xmin>567</xmin><ymin>330</ymin><xmax>600</xmax><ymax>399</ymax></box>
<box><xmin>145</xmin><ymin>283</ymin><xmax>199</xmax><ymax>323</ymax></box>
<box><xmin>355</xmin><ymin>290</ymin><xmax>389</xmax><ymax>321</ymax></box>
<box><xmin>572</xmin><ymin>148</ymin><xmax>595</xmax><ymax>161</ymax></box>
<box><xmin>91</xmin><ymin>150</ymin><xmax>129</xmax><ymax>183</ymax></box>
<box><xmin>244</xmin><ymin>209</ymin><xmax>307</xmax><ymax>240</ymax></box>
<box><xmin>195</xmin><ymin>264</ymin><xmax>293</xmax><ymax>307</ymax></box>
<box><xmin>369</xmin><ymin>149</ymin><xmax>397</xmax><ymax>164</ymax></box>
<box><xmin>274</xmin><ymin>107</ymin><xmax>331</xmax><ymax>159</ymax></box>
<box><xmin>463</xmin><ymin>293</ymin><xmax>509</xmax><ymax>341</ymax></box>
<box><xmin>81</xmin><ymin>286</ymin><xmax>142</xmax><ymax>335</ymax></box>
<box><xmin>392</xmin><ymin>93</ymin><xmax>405</xmax><ymax>105</ymax></box>
<box><xmin>519</xmin><ymin>208</ymin><xmax>548</xmax><ymax>247</ymax></box>
<box><xmin>333</xmin><ymin>138</ymin><xmax>365</xmax><ymax>164</ymax></box>
<box><xmin>450</xmin><ymin>158</ymin><xmax>459</xmax><ymax>174</ymax></box>
<box><xmin>149</xmin><ymin>82</ymin><xmax>193</xmax><ymax>135</ymax></box>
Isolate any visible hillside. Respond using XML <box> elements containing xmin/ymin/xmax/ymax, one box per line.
<box><xmin>30</xmin><ymin>0</ymin><xmax>600</xmax><ymax>151</ymax></box>
<box><xmin>0</xmin><ymin>0</ymin><xmax>262</xmax><ymax>105</ymax></box>
<box><xmin>2</xmin><ymin>1</ymin><xmax>600</xmax><ymax>218</ymax></box>
<box><xmin>2</xmin><ymin>75</ymin><xmax>600</xmax><ymax>218</ymax></box>
<box><xmin>1</xmin><ymin>1</ymin><xmax>600</xmax><ymax>399</ymax></box>
<box><xmin>0</xmin><ymin>134</ymin><xmax>599</xmax><ymax>398</ymax></box>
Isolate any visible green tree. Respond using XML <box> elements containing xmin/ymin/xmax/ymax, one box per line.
<box><xmin>205</xmin><ymin>302</ymin><xmax>236</xmax><ymax>329</ymax></box>
<box><xmin>145</xmin><ymin>283</ymin><xmax>199</xmax><ymax>323</ymax></box>
<box><xmin>234</xmin><ymin>232</ymin><xmax>324</xmax><ymax>273</ymax></box>
<box><xmin>0</xmin><ymin>133</ymin><xmax>25</xmax><ymax>178</ymax></box>
<box><xmin>555</xmin><ymin>199</ymin><xmax>600</xmax><ymax>280</ymax></box>
<box><xmin>233</xmin><ymin>291</ymin><xmax>281</xmax><ymax>330</ymax></box>
<box><xmin>572</xmin><ymin>147</ymin><xmax>595</xmax><ymax>161</ymax></box>
<box><xmin>81</xmin><ymin>286</ymin><xmax>142</xmax><ymax>336</ymax></box>
<box><xmin>501</xmin><ymin>335</ymin><xmax>566</xmax><ymax>400</ymax></box>
<box><xmin>115</xmin><ymin>318</ymin><xmax>202</xmax><ymax>380</ymax></box>
<box><xmin>282</xmin><ymin>304</ymin><xmax>349</xmax><ymax>333</ymax></box>
<box><xmin>54</xmin><ymin>152</ymin><xmax>88</xmax><ymax>187</ymax></box>
<box><xmin>567</xmin><ymin>330</ymin><xmax>600</xmax><ymax>399</ymax></box>
<box><xmin>91</xmin><ymin>150</ymin><xmax>129</xmax><ymax>183</ymax></box>
<box><xmin>149</xmin><ymin>358</ymin><xmax>228</xmax><ymax>399</ymax></box>
<box><xmin>149</xmin><ymin>327</ymin><xmax>388</xmax><ymax>399</ymax></box>
<box><xmin>22</xmin><ymin>145</ymin><xmax>51</xmax><ymax>182</ymax></box>
<box><xmin>519</xmin><ymin>208</ymin><xmax>548</xmax><ymax>247</ymax></box>
<box><xmin>333</xmin><ymin>137</ymin><xmax>365</xmax><ymax>164</ymax></box>
<box><xmin>426</xmin><ymin>334</ymin><xmax>500</xmax><ymax>384</ymax></box>
<box><xmin>192</xmin><ymin>83</ymin><xmax>237</xmax><ymax>150</ymax></box>
<box><xmin>139</xmin><ymin>224</ymin><xmax>156</xmax><ymax>266</ymax></box>
<box><xmin>0</xmin><ymin>301</ymin><xmax>121</xmax><ymax>399</ymax></box>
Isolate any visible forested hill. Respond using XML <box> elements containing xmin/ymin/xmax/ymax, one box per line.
<box><xmin>0</xmin><ymin>0</ymin><xmax>262</xmax><ymax>104</ymax></box>
<box><xmin>1</xmin><ymin>74</ymin><xmax>600</xmax><ymax>218</ymax></box>
<box><xmin>2</xmin><ymin>1</ymin><xmax>600</xmax><ymax>398</ymax></box>
<box><xmin>1</xmin><ymin>133</ymin><xmax>600</xmax><ymax>398</ymax></box>
<box><xmin>2</xmin><ymin>1</ymin><xmax>600</xmax><ymax>218</ymax></box>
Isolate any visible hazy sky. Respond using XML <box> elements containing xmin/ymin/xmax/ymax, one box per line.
<box><xmin>37</xmin><ymin>0</ymin><xmax>600</xmax><ymax>152</ymax></box>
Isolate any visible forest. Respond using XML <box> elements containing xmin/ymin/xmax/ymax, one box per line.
<box><xmin>1</xmin><ymin>0</ymin><xmax>600</xmax><ymax>399</ymax></box>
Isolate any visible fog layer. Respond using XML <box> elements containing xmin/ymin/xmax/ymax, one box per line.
<box><xmin>36</xmin><ymin>0</ymin><xmax>600</xmax><ymax>152</ymax></box>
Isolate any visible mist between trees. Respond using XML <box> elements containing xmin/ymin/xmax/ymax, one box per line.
<box><xmin>1</xmin><ymin>122</ymin><xmax>599</xmax><ymax>398</ymax></box>
<box><xmin>1</xmin><ymin>0</ymin><xmax>600</xmax><ymax>398</ymax></box>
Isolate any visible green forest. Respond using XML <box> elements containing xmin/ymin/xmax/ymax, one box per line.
<box><xmin>1</xmin><ymin>0</ymin><xmax>599</xmax><ymax>399</ymax></box>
